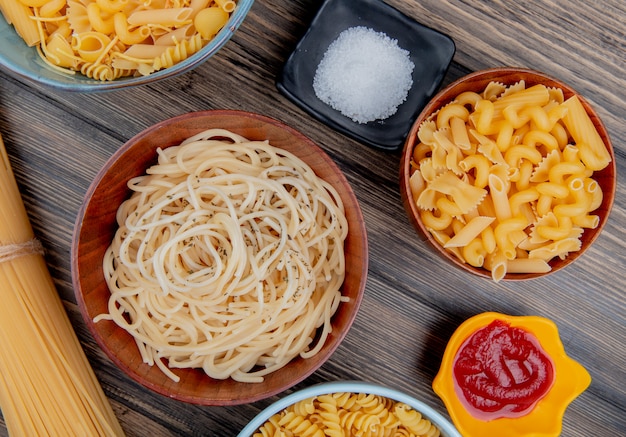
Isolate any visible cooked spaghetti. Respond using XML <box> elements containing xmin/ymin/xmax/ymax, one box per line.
<box><xmin>0</xmin><ymin>134</ymin><xmax>123</xmax><ymax>436</ymax></box>
<box><xmin>96</xmin><ymin>129</ymin><xmax>348</xmax><ymax>383</ymax></box>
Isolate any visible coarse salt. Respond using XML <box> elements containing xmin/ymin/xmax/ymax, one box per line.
<box><xmin>313</xmin><ymin>26</ymin><xmax>415</xmax><ymax>124</ymax></box>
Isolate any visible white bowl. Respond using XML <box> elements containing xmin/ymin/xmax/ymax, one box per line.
<box><xmin>238</xmin><ymin>381</ymin><xmax>461</xmax><ymax>437</ymax></box>
<box><xmin>0</xmin><ymin>0</ymin><xmax>254</xmax><ymax>92</ymax></box>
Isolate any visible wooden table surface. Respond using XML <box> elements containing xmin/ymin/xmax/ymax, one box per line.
<box><xmin>1</xmin><ymin>0</ymin><xmax>624</xmax><ymax>435</ymax></box>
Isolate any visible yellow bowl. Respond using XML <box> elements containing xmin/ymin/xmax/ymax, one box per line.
<box><xmin>433</xmin><ymin>312</ymin><xmax>591</xmax><ymax>437</ymax></box>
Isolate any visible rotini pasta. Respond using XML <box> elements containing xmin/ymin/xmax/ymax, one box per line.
<box><xmin>408</xmin><ymin>80</ymin><xmax>612</xmax><ymax>282</ymax></box>
<box><xmin>253</xmin><ymin>392</ymin><xmax>441</xmax><ymax>437</ymax></box>
<box><xmin>0</xmin><ymin>0</ymin><xmax>238</xmax><ymax>80</ymax></box>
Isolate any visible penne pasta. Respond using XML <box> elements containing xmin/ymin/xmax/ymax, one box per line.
<box><xmin>506</xmin><ymin>258</ymin><xmax>551</xmax><ymax>274</ymax></box>
<box><xmin>0</xmin><ymin>0</ymin><xmax>39</xmax><ymax>46</ymax></box>
<box><xmin>561</xmin><ymin>96</ymin><xmax>612</xmax><ymax>171</ymax></box>
<box><xmin>445</xmin><ymin>216</ymin><xmax>495</xmax><ymax>248</ymax></box>
<box><xmin>127</xmin><ymin>7</ymin><xmax>193</xmax><ymax>26</ymax></box>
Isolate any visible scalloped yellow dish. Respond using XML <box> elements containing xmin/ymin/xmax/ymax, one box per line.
<box><xmin>433</xmin><ymin>312</ymin><xmax>591</xmax><ymax>437</ymax></box>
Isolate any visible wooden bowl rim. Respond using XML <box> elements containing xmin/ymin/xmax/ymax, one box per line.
<box><xmin>400</xmin><ymin>67</ymin><xmax>616</xmax><ymax>281</ymax></box>
<box><xmin>71</xmin><ymin>109</ymin><xmax>368</xmax><ymax>405</ymax></box>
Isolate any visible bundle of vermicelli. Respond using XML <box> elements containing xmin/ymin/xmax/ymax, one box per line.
<box><xmin>0</xmin><ymin>134</ymin><xmax>124</xmax><ymax>436</ymax></box>
<box><xmin>96</xmin><ymin>129</ymin><xmax>348</xmax><ymax>383</ymax></box>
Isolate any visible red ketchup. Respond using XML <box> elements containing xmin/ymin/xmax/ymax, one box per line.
<box><xmin>452</xmin><ymin>319</ymin><xmax>555</xmax><ymax>420</ymax></box>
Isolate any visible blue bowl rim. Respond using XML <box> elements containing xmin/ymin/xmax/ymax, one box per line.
<box><xmin>237</xmin><ymin>380</ymin><xmax>462</xmax><ymax>437</ymax></box>
<box><xmin>0</xmin><ymin>0</ymin><xmax>254</xmax><ymax>92</ymax></box>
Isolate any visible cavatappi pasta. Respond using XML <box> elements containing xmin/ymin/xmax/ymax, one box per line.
<box><xmin>0</xmin><ymin>134</ymin><xmax>124</xmax><ymax>436</ymax></box>
<box><xmin>0</xmin><ymin>0</ymin><xmax>237</xmax><ymax>80</ymax></box>
<box><xmin>254</xmin><ymin>392</ymin><xmax>441</xmax><ymax>437</ymax></box>
<box><xmin>409</xmin><ymin>81</ymin><xmax>611</xmax><ymax>282</ymax></box>
<box><xmin>95</xmin><ymin>129</ymin><xmax>348</xmax><ymax>383</ymax></box>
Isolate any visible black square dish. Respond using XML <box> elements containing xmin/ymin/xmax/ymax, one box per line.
<box><xmin>276</xmin><ymin>0</ymin><xmax>456</xmax><ymax>151</ymax></box>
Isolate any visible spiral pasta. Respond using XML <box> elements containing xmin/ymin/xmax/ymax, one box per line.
<box><xmin>254</xmin><ymin>392</ymin><xmax>441</xmax><ymax>437</ymax></box>
<box><xmin>95</xmin><ymin>129</ymin><xmax>348</xmax><ymax>383</ymax></box>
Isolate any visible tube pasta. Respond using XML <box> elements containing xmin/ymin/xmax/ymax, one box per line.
<box><xmin>0</xmin><ymin>0</ymin><xmax>39</xmax><ymax>45</ymax></box>
<box><xmin>214</xmin><ymin>0</ymin><xmax>235</xmax><ymax>12</ymax></box>
<box><xmin>408</xmin><ymin>79</ymin><xmax>611</xmax><ymax>281</ymax></box>
<box><xmin>96</xmin><ymin>129</ymin><xmax>348</xmax><ymax>383</ymax></box>
<box><xmin>561</xmin><ymin>95</ymin><xmax>612</xmax><ymax>171</ymax></box>
<box><xmin>444</xmin><ymin>216</ymin><xmax>495</xmax><ymax>248</ymax></box>
<box><xmin>127</xmin><ymin>7</ymin><xmax>193</xmax><ymax>26</ymax></box>
<box><xmin>506</xmin><ymin>258</ymin><xmax>551</xmax><ymax>274</ymax></box>
<box><xmin>254</xmin><ymin>393</ymin><xmax>441</xmax><ymax>437</ymax></box>
<box><xmin>1</xmin><ymin>0</ymin><xmax>239</xmax><ymax>80</ymax></box>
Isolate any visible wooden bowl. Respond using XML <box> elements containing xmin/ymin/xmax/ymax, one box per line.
<box><xmin>71</xmin><ymin>110</ymin><xmax>368</xmax><ymax>405</ymax></box>
<box><xmin>399</xmin><ymin>67</ymin><xmax>616</xmax><ymax>281</ymax></box>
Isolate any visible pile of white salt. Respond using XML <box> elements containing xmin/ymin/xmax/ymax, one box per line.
<box><xmin>313</xmin><ymin>26</ymin><xmax>415</xmax><ymax>124</ymax></box>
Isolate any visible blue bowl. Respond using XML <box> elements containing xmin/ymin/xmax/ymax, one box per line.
<box><xmin>238</xmin><ymin>381</ymin><xmax>462</xmax><ymax>437</ymax></box>
<box><xmin>0</xmin><ymin>0</ymin><xmax>254</xmax><ymax>92</ymax></box>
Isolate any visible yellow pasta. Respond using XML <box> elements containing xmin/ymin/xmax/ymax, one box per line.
<box><xmin>408</xmin><ymin>80</ymin><xmax>611</xmax><ymax>281</ymax></box>
<box><xmin>194</xmin><ymin>5</ymin><xmax>228</xmax><ymax>39</ymax></box>
<box><xmin>254</xmin><ymin>393</ymin><xmax>441</xmax><ymax>437</ymax></box>
<box><xmin>86</xmin><ymin>3</ymin><xmax>114</xmax><ymax>33</ymax></box>
<box><xmin>0</xmin><ymin>0</ymin><xmax>39</xmax><ymax>45</ymax></box>
<box><xmin>214</xmin><ymin>0</ymin><xmax>235</xmax><ymax>12</ymax></box>
<box><xmin>428</xmin><ymin>171</ymin><xmax>487</xmax><ymax>215</ymax></box>
<box><xmin>127</xmin><ymin>7</ymin><xmax>193</xmax><ymax>26</ymax></box>
<box><xmin>561</xmin><ymin>95</ymin><xmax>612</xmax><ymax>171</ymax></box>
<box><xmin>444</xmin><ymin>216</ymin><xmax>495</xmax><ymax>248</ymax></box>
<box><xmin>1</xmin><ymin>0</ymin><xmax>239</xmax><ymax>80</ymax></box>
<box><xmin>506</xmin><ymin>257</ymin><xmax>552</xmax><ymax>274</ymax></box>
<box><xmin>488</xmin><ymin>173</ymin><xmax>512</xmax><ymax>221</ymax></box>
<box><xmin>95</xmin><ymin>0</ymin><xmax>126</xmax><ymax>14</ymax></box>
<box><xmin>462</xmin><ymin>237</ymin><xmax>488</xmax><ymax>267</ymax></box>
<box><xmin>436</xmin><ymin>103</ymin><xmax>470</xmax><ymax>130</ymax></box>
<box><xmin>0</xmin><ymin>134</ymin><xmax>124</xmax><ymax>436</ymax></box>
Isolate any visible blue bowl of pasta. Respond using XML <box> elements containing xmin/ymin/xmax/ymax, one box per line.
<box><xmin>0</xmin><ymin>0</ymin><xmax>254</xmax><ymax>92</ymax></box>
<box><xmin>238</xmin><ymin>381</ymin><xmax>462</xmax><ymax>437</ymax></box>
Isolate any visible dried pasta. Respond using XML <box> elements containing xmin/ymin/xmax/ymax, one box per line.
<box><xmin>95</xmin><ymin>129</ymin><xmax>348</xmax><ymax>383</ymax></box>
<box><xmin>254</xmin><ymin>392</ymin><xmax>441</xmax><ymax>437</ymax></box>
<box><xmin>0</xmin><ymin>0</ymin><xmax>237</xmax><ymax>80</ymax></box>
<box><xmin>409</xmin><ymin>81</ymin><xmax>611</xmax><ymax>282</ymax></box>
<box><xmin>0</xmin><ymin>134</ymin><xmax>124</xmax><ymax>436</ymax></box>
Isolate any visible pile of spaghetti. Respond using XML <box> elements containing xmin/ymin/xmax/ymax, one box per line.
<box><xmin>0</xmin><ymin>134</ymin><xmax>123</xmax><ymax>435</ymax></box>
<box><xmin>96</xmin><ymin>129</ymin><xmax>348</xmax><ymax>383</ymax></box>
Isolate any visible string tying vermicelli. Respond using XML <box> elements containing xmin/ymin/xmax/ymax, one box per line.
<box><xmin>0</xmin><ymin>239</ymin><xmax>44</xmax><ymax>263</ymax></box>
<box><xmin>96</xmin><ymin>129</ymin><xmax>348</xmax><ymax>383</ymax></box>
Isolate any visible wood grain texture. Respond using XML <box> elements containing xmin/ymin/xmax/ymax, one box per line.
<box><xmin>0</xmin><ymin>0</ymin><xmax>624</xmax><ymax>436</ymax></box>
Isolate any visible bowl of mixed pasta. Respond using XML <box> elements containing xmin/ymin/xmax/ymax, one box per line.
<box><xmin>71</xmin><ymin>110</ymin><xmax>368</xmax><ymax>404</ymax></box>
<box><xmin>400</xmin><ymin>67</ymin><xmax>615</xmax><ymax>282</ymax></box>
<box><xmin>238</xmin><ymin>381</ymin><xmax>462</xmax><ymax>437</ymax></box>
<box><xmin>0</xmin><ymin>0</ymin><xmax>253</xmax><ymax>91</ymax></box>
